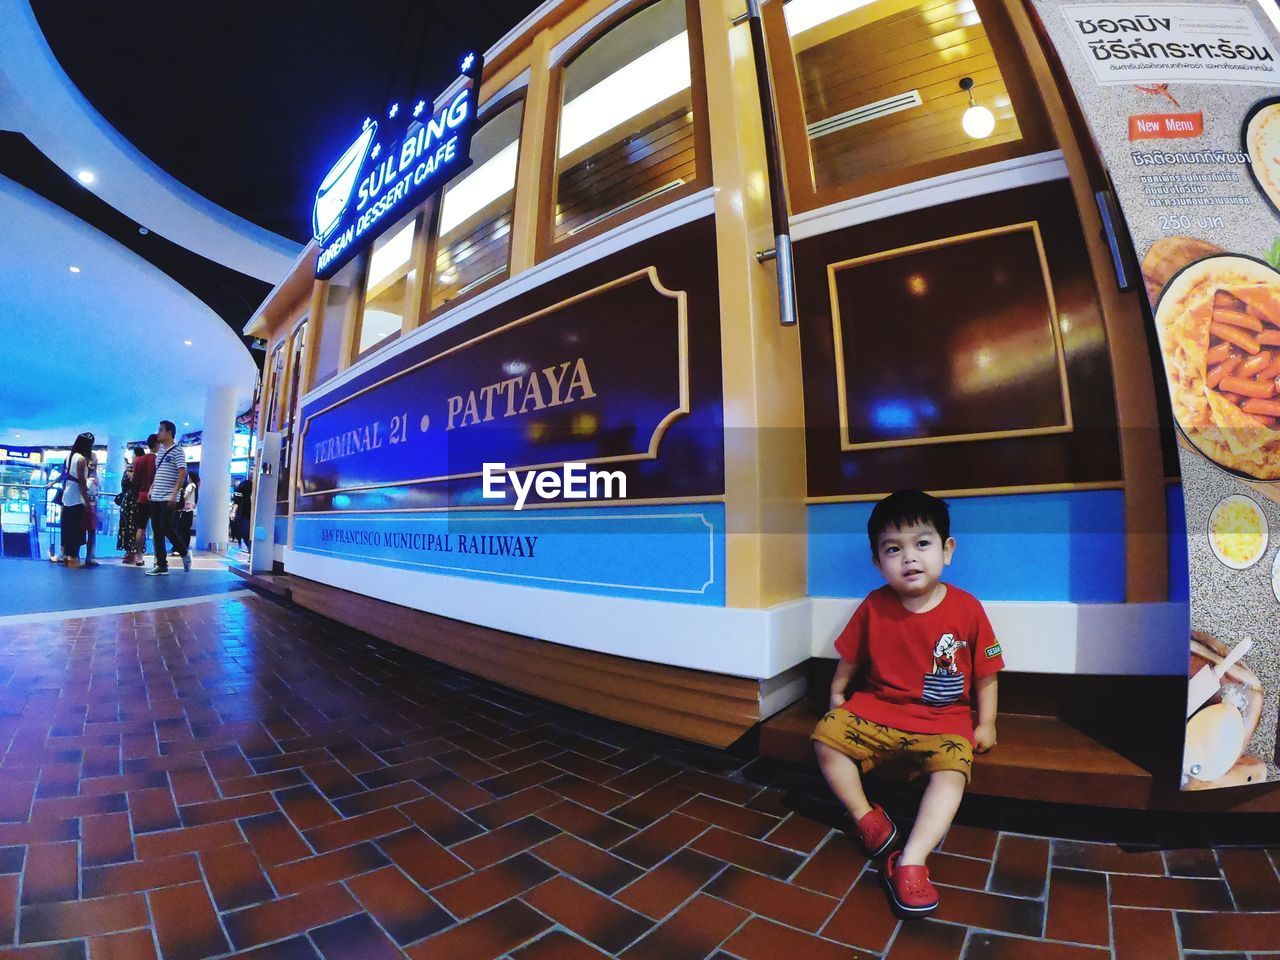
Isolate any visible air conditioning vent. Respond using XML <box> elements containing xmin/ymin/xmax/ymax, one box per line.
<box><xmin>807</xmin><ymin>89</ymin><xmax>923</xmax><ymax>140</ymax></box>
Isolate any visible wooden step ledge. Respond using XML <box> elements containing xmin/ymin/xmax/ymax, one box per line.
<box><xmin>759</xmin><ymin>698</ymin><xmax>1280</xmax><ymax>813</ymax></box>
<box><xmin>227</xmin><ymin>563</ymin><xmax>293</xmax><ymax>599</ymax></box>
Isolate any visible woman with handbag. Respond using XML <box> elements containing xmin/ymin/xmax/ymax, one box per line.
<box><xmin>116</xmin><ymin>445</ymin><xmax>145</xmax><ymax>564</ymax></box>
<box><xmin>55</xmin><ymin>431</ymin><xmax>94</xmax><ymax>568</ymax></box>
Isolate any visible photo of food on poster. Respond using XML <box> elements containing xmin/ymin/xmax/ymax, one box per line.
<box><xmin>1032</xmin><ymin>0</ymin><xmax>1280</xmax><ymax>790</ymax></box>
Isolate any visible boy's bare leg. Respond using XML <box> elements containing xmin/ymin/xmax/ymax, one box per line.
<box><xmin>900</xmin><ymin>770</ymin><xmax>966</xmax><ymax>866</ymax></box>
<box><xmin>814</xmin><ymin>742</ymin><xmax>873</xmax><ymax>820</ymax></box>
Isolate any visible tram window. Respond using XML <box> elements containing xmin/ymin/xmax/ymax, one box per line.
<box><xmin>283</xmin><ymin>321</ymin><xmax>308</xmax><ymax>436</ymax></box>
<box><xmin>783</xmin><ymin>0</ymin><xmax>1025</xmax><ymax>194</ymax></box>
<box><xmin>553</xmin><ymin>0</ymin><xmax>697</xmax><ymax>242</ymax></box>
<box><xmin>278</xmin><ymin>320</ymin><xmax>308</xmax><ymax>486</ymax></box>
<box><xmin>432</xmin><ymin>101</ymin><xmax>523</xmax><ymax>312</ymax></box>
<box><xmin>314</xmin><ymin>256</ymin><xmax>361</xmax><ymax>384</ymax></box>
<box><xmin>263</xmin><ymin>344</ymin><xmax>285</xmax><ymax>433</ymax></box>
<box><xmin>355</xmin><ymin>209</ymin><xmax>420</xmax><ymax>357</ymax></box>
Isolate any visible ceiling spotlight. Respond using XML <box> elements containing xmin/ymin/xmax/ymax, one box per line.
<box><xmin>139</xmin><ymin>226</ymin><xmax>149</xmax><ymax>236</ymax></box>
<box><xmin>77</xmin><ymin>170</ymin><xmax>96</xmax><ymax>185</ymax></box>
<box><xmin>183</xmin><ymin>339</ymin><xmax>193</xmax><ymax>346</ymax></box>
<box><xmin>183</xmin><ymin>422</ymin><xmax>190</xmax><ymax>426</ymax></box>
<box><xmin>959</xmin><ymin>77</ymin><xmax>995</xmax><ymax>139</ymax></box>
<box><xmin>68</xmin><ymin>265</ymin><xmax>81</xmax><ymax>273</ymax></box>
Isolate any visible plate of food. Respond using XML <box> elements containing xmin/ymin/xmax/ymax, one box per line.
<box><xmin>1183</xmin><ymin>631</ymin><xmax>1267</xmax><ymax>790</ymax></box>
<box><xmin>1207</xmin><ymin>494</ymin><xmax>1268</xmax><ymax>569</ymax></box>
<box><xmin>1142</xmin><ymin>236</ymin><xmax>1223</xmax><ymax>308</ymax></box>
<box><xmin>1153</xmin><ymin>254</ymin><xmax>1280</xmax><ymax>479</ymax></box>
<box><xmin>1245</xmin><ymin>96</ymin><xmax>1280</xmax><ymax>219</ymax></box>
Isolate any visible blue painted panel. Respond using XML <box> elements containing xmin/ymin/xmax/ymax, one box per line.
<box><xmin>1167</xmin><ymin>483</ymin><xmax>1189</xmax><ymax>603</ymax></box>
<box><xmin>294</xmin><ymin>504</ymin><xmax>725</xmax><ymax>605</ymax></box>
<box><xmin>274</xmin><ymin>516</ymin><xmax>289</xmax><ymax>544</ymax></box>
<box><xmin>808</xmin><ymin>491</ymin><xmax>1127</xmax><ymax>602</ymax></box>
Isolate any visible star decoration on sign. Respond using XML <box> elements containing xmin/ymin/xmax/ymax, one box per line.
<box><xmin>413</xmin><ymin>100</ymin><xmax>425</xmax><ymax>118</ymax></box>
<box><xmin>461</xmin><ymin>52</ymin><xmax>475</xmax><ymax>72</ymax></box>
<box><xmin>361</xmin><ymin>117</ymin><xmax>372</xmax><ymax>131</ymax></box>
<box><xmin>370</xmin><ymin>144</ymin><xmax>381</xmax><ymax>159</ymax></box>
<box><xmin>388</xmin><ymin>103</ymin><xmax>399</xmax><ymax>118</ymax></box>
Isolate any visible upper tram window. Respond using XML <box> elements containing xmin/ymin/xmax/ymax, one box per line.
<box><xmin>313</xmin><ymin>256</ymin><xmax>363</xmax><ymax>386</ymax></box>
<box><xmin>276</xmin><ymin>319</ymin><xmax>308</xmax><ymax>500</ymax></box>
<box><xmin>549</xmin><ymin>0</ymin><xmax>703</xmax><ymax>245</ymax></box>
<box><xmin>775</xmin><ymin>0</ymin><xmax>1048</xmax><ymax>209</ymax></box>
<box><xmin>283</xmin><ymin>320</ymin><xmax>308</xmax><ymax>438</ymax></box>
<box><xmin>355</xmin><ymin>209</ymin><xmax>421</xmax><ymax>357</ymax></box>
<box><xmin>262</xmin><ymin>342</ymin><xmax>285</xmax><ymax>433</ymax></box>
<box><xmin>431</xmin><ymin>100</ymin><xmax>524</xmax><ymax>312</ymax></box>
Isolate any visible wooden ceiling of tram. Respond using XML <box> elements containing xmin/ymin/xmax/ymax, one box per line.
<box><xmin>795</xmin><ymin>0</ymin><xmax>1023</xmax><ymax>190</ymax></box>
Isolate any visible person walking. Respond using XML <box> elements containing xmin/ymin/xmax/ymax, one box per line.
<box><xmin>177</xmin><ymin>472</ymin><xmax>198</xmax><ymax>557</ymax></box>
<box><xmin>117</xmin><ymin>445</ymin><xmax>144</xmax><ymax>564</ymax></box>
<box><xmin>83</xmin><ymin>456</ymin><xmax>101</xmax><ymax>567</ymax></box>
<box><xmin>231</xmin><ymin>476</ymin><xmax>253</xmax><ymax>549</ymax></box>
<box><xmin>146</xmin><ymin>420</ymin><xmax>189</xmax><ymax>575</ymax></box>
<box><xmin>55</xmin><ymin>432</ymin><xmax>94</xmax><ymax>568</ymax></box>
<box><xmin>131</xmin><ymin>436</ymin><xmax>158</xmax><ymax>566</ymax></box>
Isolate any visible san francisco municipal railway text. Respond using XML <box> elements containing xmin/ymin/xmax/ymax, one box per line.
<box><xmin>319</xmin><ymin>527</ymin><xmax>538</xmax><ymax>557</ymax></box>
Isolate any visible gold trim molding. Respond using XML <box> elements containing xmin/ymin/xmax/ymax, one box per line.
<box><xmin>828</xmin><ymin>221</ymin><xmax>1074</xmax><ymax>452</ymax></box>
<box><xmin>807</xmin><ymin>480</ymin><xmax>1124</xmax><ymax>504</ymax></box>
<box><xmin>296</xmin><ymin>266</ymin><xmax>690</xmax><ymax>500</ymax></box>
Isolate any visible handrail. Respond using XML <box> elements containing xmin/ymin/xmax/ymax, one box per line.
<box><xmin>737</xmin><ymin>0</ymin><xmax>798</xmax><ymax>327</ymax></box>
<box><xmin>1</xmin><ymin>482</ymin><xmax>123</xmax><ymax>497</ymax></box>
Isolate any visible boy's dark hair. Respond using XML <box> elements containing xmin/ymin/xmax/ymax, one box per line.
<box><xmin>146</xmin><ymin>434</ymin><xmax>159</xmax><ymax>449</ymax></box>
<box><xmin>132</xmin><ymin>445</ymin><xmax>145</xmax><ymax>457</ymax></box>
<box><xmin>867</xmin><ymin>490</ymin><xmax>950</xmax><ymax>557</ymax></box>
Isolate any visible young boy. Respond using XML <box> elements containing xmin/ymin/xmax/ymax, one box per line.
<box><xmin>812</xmin><ymin>490</ymin><xmax>1003</xmax><ymax>917</ymax></box>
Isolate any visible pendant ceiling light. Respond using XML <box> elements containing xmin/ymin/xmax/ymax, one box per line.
<box><xmin>959</xmin><ymin>77</ymin><xmax>996</xmax><ymax>140</ymax></box>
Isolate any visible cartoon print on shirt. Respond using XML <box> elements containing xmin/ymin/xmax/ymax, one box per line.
<box><xmin>922</xmin><ymin>633</ymin><xmax>968</xmax><ymax>705</ymax></box>
<box><xmin>930</xmin><ymin>634</ymin><xmax>968</xmax><ymax>675</ymax></box>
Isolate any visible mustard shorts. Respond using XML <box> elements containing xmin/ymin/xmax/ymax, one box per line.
<box><xmin>812</xmin><ymin>709</ymin><xmax>973</xmax><ymax>783</ymax></box>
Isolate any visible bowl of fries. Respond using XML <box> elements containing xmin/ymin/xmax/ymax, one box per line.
<box><xmin>1153</xmin><ymin>254</ymin><xmax>1280</xmax><ymax>480</ymax></box>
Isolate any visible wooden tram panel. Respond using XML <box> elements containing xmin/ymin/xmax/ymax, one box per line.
<box><xmin>286</xmin><ymin>575</ymin><xmax>766</xmax><ymax>749</ymax></box>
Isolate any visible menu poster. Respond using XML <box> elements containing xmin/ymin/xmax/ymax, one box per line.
<box><xmin>1033</xmin><ymin>0</ymin><xmax>1280</xmax><ymax>790</ymax></box>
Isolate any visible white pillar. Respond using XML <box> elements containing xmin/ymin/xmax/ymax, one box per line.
<box><xmin>104</xmin><ymin>435</ymin><xmax>124</xmax><ymax>494</ymax></box>
<box><xmin>195</xmin><ymin>386</ymin><xmax>236</xmax><ymax>553</ymax></box>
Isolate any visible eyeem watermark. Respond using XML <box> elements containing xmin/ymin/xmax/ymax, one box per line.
<box><xmin>482</xmin><ymin>462</ymin><xmax>626</xmax><ymax>510</ymax></box>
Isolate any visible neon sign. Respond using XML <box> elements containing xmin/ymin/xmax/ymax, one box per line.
<box><xmin>314</xmin><ymin>53</ymin><xmax>482</xmax><ymax>280</ymax></box>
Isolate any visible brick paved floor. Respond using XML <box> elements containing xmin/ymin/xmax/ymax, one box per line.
<box><xmin>1</xmin><ymin>593</ymin><xmax>1279</xmax><ymax>959</ymax></box>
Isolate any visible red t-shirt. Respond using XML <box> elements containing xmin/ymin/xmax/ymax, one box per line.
<box><xmin>132</xmin><ymin>454</ymin><xmax>156</xmax><ymax>503</ymax></box>
<box><xmin>835</xmin><ymin>584</ymin><xmax>1004</xmax><ymax>743</ymax></box>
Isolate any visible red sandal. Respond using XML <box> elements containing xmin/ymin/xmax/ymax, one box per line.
<box><xmin>883</xmin><ymin>850</ymin><xmax>939</xmax><ymax>917</ymax></box>
<box><xmin>849</xmin><ymin>804</ymin><xmax>898</xmax><ymax>859</ymax></box>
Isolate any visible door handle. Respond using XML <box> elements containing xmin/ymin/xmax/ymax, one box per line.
<box><xmin>1095</xmin><ymin>189</ymin><xmax>1134</xmax><ymax>292</ymax></box>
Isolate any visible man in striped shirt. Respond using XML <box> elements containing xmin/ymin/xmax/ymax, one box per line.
<box><xmin>145</xmin><ymin>419</ymin><xmax>190</xmax><ymax>575</ymax></box>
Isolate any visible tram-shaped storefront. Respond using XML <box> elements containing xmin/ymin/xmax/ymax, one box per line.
<box><xmin>246</xmin><ymin>0</ymin><xmax>1269</xmax><ymax>808</ymax></box>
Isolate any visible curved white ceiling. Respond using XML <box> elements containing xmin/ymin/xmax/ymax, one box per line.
<box><xmin>0</xmin><ymin>0</ymin><xmax>301</xmax><ymax>284</ymax></box>
<box><xmin>0</xmin><ymin>176</ymin><xmax>257</xmax><ymax>447</ymax></box>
